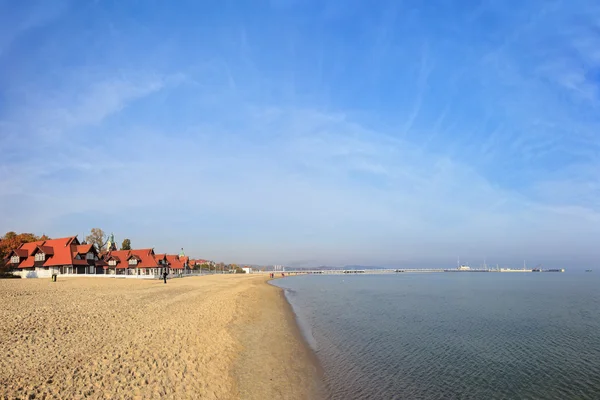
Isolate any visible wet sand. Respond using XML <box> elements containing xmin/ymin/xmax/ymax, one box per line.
<box><xmin>0</xmin><ymin>275</ymin><xmax>320</xmax><ymax>399</ymax></box>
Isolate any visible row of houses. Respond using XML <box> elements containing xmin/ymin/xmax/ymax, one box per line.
<box><xmin>5</xmin><ymin>235</ymin><xmax>207</xmax><ymax>279</ymax></box>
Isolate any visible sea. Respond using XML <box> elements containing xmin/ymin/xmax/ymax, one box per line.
<box><xmin>273</xmin><ymin>272</ymin><xmax>600</xmax><ymax>400</ymax></box>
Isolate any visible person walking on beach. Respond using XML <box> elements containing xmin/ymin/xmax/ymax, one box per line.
<box><xmin>163</xmin><ymin>270</ymin><xmax>168</xmax><ymax>284</ymax></box>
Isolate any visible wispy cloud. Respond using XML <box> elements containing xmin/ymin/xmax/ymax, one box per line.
<box><xmin>401</xmin><ymin>43</ymin><xmax>433</xmax><ymax>137</ymax></box>
<box><xmin>0</xmin><ymin>0</ymin><xmax>68</xmax><ymax>57</ymax></box>
<box><xmin>0</xmin><ymin>0</ymin><xmax>599</xmax><ymax>267</ymax></box>
<box><xmin>5</xmin><ymin>73</ymin><xmax>182</xmax><ymax>140</ymax></box>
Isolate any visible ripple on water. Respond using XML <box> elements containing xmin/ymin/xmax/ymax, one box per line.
<box><xmin>276</xmin><ymin>273</ymin><xmax>600</xmax><ymax>400</ymax></box>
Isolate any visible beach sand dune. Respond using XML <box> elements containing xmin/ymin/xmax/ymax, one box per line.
<box><xmin>0</xmin><ymin>275</ymin><xmax>320</xmax><ymax>399</ymax></box>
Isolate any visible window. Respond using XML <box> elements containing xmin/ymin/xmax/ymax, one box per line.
<box><xmin>35</xmin><ymin>252</ymin><xmax>45</xmax><ymax>261</ymax></box>
<box><xmin>108</xmin><ymin>260</ymin><xmax>117</xmax><ymax>266</ymax></box>
<box><xmin>86</xmin><ymin>252</ymin><xmax>94</xmax><ymax>260</ymax></box>
<box><xmin>128</xmin><ymin>258</ymin><xmax>138</xmax><ymax>266</ymax></box>
<box><xmin>10</xmin><ymin>255</ymin><xmax>19</xmax><ymax>264</ymax></box>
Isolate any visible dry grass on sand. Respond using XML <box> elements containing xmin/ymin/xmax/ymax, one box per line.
<box><xmin>0</xmin><ymin>275</ymin><xmax>321</xmax><ymax>399</ymax></box>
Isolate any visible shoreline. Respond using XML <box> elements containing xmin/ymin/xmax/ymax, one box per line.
<box><xmin>0</xmin><ymin>274</ymin><xmax>322</xmax><ymax>399</ymax></box>
<box><xmin>231</xmin><ymin>275</ymin><xmax>325</xmax><ymax>399</ymax></box>
<box><xmin>270</xmin><ymin>278</ymin><xmax>326</xmax><ymax>398</ymax></box>
<box><xmin>268</xmin><ymin>278</ymin><xmax>322</xmax><ymax>366</ymax></box>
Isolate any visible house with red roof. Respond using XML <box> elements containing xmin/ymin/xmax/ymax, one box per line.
<box><xmin>103</xmin><ymin>249</ymin><xmax>167</xmax><ymax>276</ymax></box>
<box><xmin>166</xmin><ymin>254</ymin><xmax>186</xmax><ymax>276</ymax></box>
<box><xmin>5</xmin><ymin>234</ymin><xmax>201</xmax><ymax>279</ymax></box>
<box><xmin>154</xmin><ymin>253</ymin><xmax>168</xmax><ymax>269</ymax></box>
<box><xmin>6</xmin><ymin>236</ymin><xmax>106</xmax><ymax>278</ymax></box>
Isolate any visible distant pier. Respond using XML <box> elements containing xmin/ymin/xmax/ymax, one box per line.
<box><xmin>264</xmin><ymin>268</ymin><xmax>565</xmax><ymax>275</ymax></box>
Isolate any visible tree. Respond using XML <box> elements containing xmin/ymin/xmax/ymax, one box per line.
<box><xmin>201</xmin><ymin>262</ymin><xmax>212</xmax><ymax>271</ymax></box>
<box><xmin>0</xmin><ymin>232</ymin><xmax>43</xmax><ymax>258</ymax></box>
<box><xmin>4</xmin><ymin>232</ymin><xmax>17</xmax><ymax>241</ymax></box>
<box><xmin>121</xmin><ymin>238</ymin><xmax>131</xmax><ymax>250</ymax></box>
<box><xmin>85</xmin><ymin>228</ymin><xmax>106</xmax><ymax>253</ymax></box>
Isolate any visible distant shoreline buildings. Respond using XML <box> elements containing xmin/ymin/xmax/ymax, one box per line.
<box><xmin>4</xmin><ymin>235</ymin><xmax>216</xmax><ymax>279</ymax></box>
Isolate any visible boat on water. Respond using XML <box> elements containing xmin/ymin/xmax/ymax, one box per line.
<box><xmin>586</xmin><ymin>269</ymin><xmax>593</xmax><ymax>272</ymax></box>
<box><xmin>445</xmin><ymin>265</ymin><xmax>474</xmax><ymax>272</ymax></box>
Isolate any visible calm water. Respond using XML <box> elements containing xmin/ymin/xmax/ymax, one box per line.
<box><xmin>273</xmin><ymin>273</ymin><xmax>600</xmax><ymax>400</ymax></box>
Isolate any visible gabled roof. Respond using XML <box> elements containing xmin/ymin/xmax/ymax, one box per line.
<box><xmin>154</xmin><ymin>253</ymin><xmax>167</xmax><ymax>264</ymax></box>
<box><xmin>105</xmin><ymin>254</ymin><xmax>122</xmax><ymax>262</ymax></box>
<box><xmin>7</xmin><ymin>249</ymin><xmax>28</xmax><ymax>258</ymax></box>
<box><xmin>103</xmin><ymin>250</ymin><xmax>130</xmax><ymax>269</ymax></box>
<box><xmin>16</xmin><ymin>236</ymin><xmax>80</xmax><ymax>268</ymax></box>
<box><xmin>74</xmin><ymin>244</ymin><xmax>94</xmax><ymax>254</ymax></box>
<box><xmin>103</xmin><ymin>249</ymin><xmax>159</xmax><ymax>268</ymax></box>
<box><xmin>72</xmin><ymin>244</ymin><xmax>98</xmax><ymax>261</ymax></box>
<box><xmin>166</xmin><ymin>255</ymin><xmax>185</xmax><ymax>269</ymax></box>
<box><xmin>32</xmin><ymin>245</ymin><xmax>54</xmax><ymax>256</ymax></box>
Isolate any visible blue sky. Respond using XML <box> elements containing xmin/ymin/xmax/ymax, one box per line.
<box><xmin>1</xmin><ymin>0</ymin><xmax>599</xmax><ymax>268</ymax></box>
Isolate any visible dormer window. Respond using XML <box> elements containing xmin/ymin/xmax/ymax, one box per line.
<box><xmin>10</xmin><ymin>255</ymin><xmax>19</xmax><ymax>264</ymax></box>
<box><xmin>86</xmin><ymin>252</ymin><xmax>94</xmax><ymax>260</ymax></box>
<box><xmin>35</xmin><ymin>252</ymin><xmax>46</xmax><ymax>261</ymax></box>
<box><xmin>128</xmin><ymin>259</ymin><xmax>138</xmax><ymax>266</ymax></box>
<box><xmin>109</xmin><ymin>260</ymin><xmax>117</xmax><ymax>266</ymax></box>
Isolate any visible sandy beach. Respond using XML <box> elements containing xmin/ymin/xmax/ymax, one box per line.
<box><xmin>0</xmin><ymin>275</ymin><xmax>321</xmax><ymax>400</ymax></box>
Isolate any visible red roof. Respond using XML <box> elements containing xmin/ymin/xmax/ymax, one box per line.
<box><xmin>74</xmin><ymin>244</ymin><xmax>93</xmax><ymax>254</ymax></box>
<box><xmin>12</xmin><ymin>236</ymin><xmax>98</xmax><ymax>268</ymax></box>
<box><xmin>35</xmin><ymin>245</ymin><xmax>54</xmax><ymax>256</ymax></box>
<box><xmin>103</xmin><ymin>249</ymin><xmax>160</xmax><ymax>269</ymax></box>
<box><xmin>8</xmin><ymin>249</ymin><xmax>28</xmax><ymax>258</ymax></box>
<box><xmin>8</xmin><ymin>238</ymin><xmax>166</xmax><ymax>271</ymax></box>
<box><xmin>166</xmin><ymin>255</ymin><xmax>185</xmax><ymax>269</ymax></box>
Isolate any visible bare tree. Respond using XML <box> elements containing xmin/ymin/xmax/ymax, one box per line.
<box><xmin>85</xmin><ymin>228</ymin><xmax>106</xmax><ymax>253</ymax></box>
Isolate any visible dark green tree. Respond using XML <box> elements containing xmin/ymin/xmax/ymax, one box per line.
<box><xmin>121</xmin><ymin>238</ymin><xmax>131</xmax><ymax>250</ymax></box>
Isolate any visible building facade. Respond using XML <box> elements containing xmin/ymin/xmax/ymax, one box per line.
<box><xmin>6</xmin><ymin>236</ymin><xmax>106</xmax><ymax>278</ymax></box>
<box><xmin>5</xmin><ymin>235</ymin><xmax>201</xmax><ymax>278</ymax></box>
<box><xmin>103</xmin><ymin>249</ymin><xmax>165</xmax><ymax>276</ymax></box>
